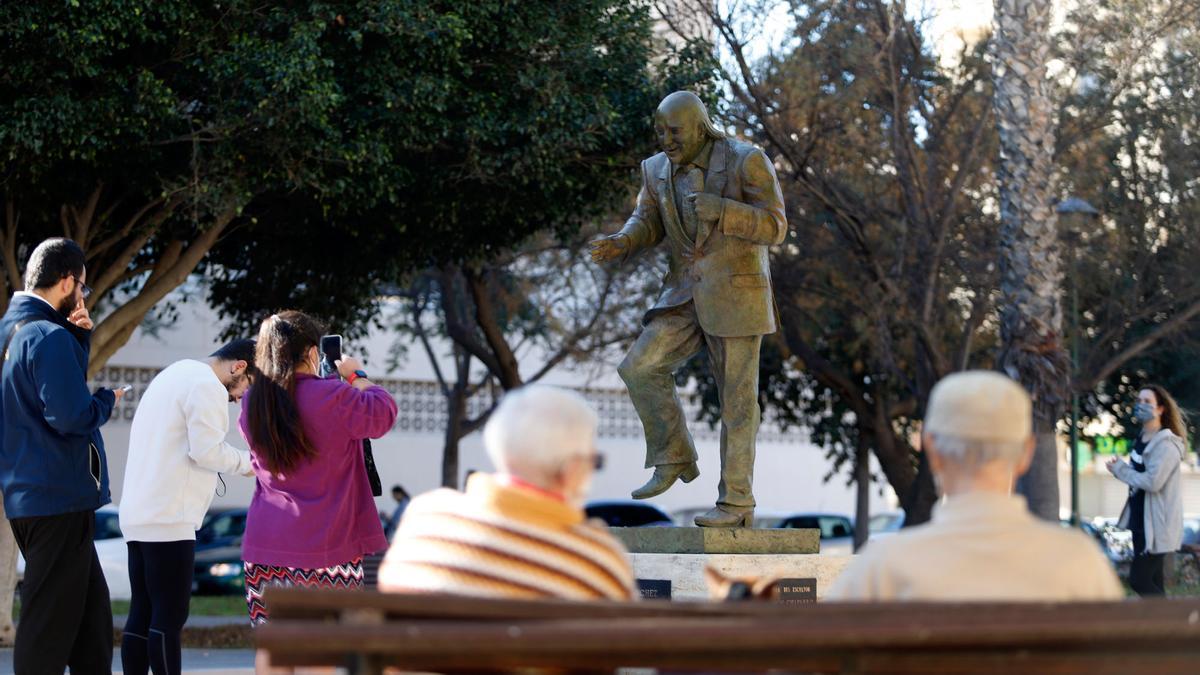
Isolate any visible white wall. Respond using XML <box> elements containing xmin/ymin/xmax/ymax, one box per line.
<box><xmin>95</xmin><ymin>299</ymin><xmax>896</xmax><ymax>522</ymax></box>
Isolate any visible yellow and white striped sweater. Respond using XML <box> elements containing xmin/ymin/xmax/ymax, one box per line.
<box><xmin>378</xmin><ymin>473</ymin><xmax>636</xmax><ymax>601</ymax></box>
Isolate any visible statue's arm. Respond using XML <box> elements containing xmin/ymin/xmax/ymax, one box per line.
<box><xmin>719</xmin><ymin>149</ymin><xmax>788</xmax><ymax>246</ymax></box>
<box><xmin>615</xmin><ymin>160</ymin><xmax>665</xmax><ymax>258</ymax></box>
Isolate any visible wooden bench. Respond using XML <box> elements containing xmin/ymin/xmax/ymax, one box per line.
<box><xmin>256</xmin><ymin>588</ymin><xmax>1200</xmax><ymax>674</ymax></box>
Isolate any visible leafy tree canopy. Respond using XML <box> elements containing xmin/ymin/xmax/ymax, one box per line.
<box><xmin>205</xmin><ymin>0</ymin><xmax>716</xmax><ymax>335</ymax></box>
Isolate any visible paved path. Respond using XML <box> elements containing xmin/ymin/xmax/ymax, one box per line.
<box><xmin>0</xmin><ymin>648</ymin><xmax>255</xmax><ymax>674</ymax></box>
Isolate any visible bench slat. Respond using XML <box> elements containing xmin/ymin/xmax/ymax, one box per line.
<box><xmin>256</xmin><ymin>590</ymin><xmax>1200</xmax><ymax>674</ymax></box>
<box><xmin>259</xmin><ymin>621</ymin><xmax>1200</xmax><ymax>674</ymax></box>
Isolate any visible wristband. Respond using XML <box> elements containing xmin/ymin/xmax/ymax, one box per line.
<box><xmin>347</xmin><ymin>369</ymin><xmax>368</xmax><ymax>385</ymax></box>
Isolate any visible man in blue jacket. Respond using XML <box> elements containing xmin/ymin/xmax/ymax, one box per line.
<box><xmin>1</xmin><ymin>238</ymin><xmax>125</xmax><ymax>674</ymax></box>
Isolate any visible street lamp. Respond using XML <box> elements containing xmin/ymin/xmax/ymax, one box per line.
<box><xmin>1057</xmin><ymin>197</ymin><xmax>1099</xmax><ymax>527</ymax></box>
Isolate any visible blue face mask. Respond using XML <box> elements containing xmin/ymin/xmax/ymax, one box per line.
<box><xmin>1134</xmin><ymin>402</ymin><xmax>1157</xmax><ymax>424</ymax></box>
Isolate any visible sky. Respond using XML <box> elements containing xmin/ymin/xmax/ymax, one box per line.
<box><xmin>922</xmin><ymin>0</ymin><xmax>994</xmax><ymax>62</ymax></box>
<box><xmin>741</xmin><ymin>0</ymin><xmax>998</xmax><ymax>64</ymax></box>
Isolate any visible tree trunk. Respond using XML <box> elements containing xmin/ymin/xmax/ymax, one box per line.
<box><xmin>441</xmin><ymin>405</ymin><xmax>463</xmax><ymax>489</ymax></box>
<box><xmin>88</xmin><ymin>211</ymin><xmax>234</xmax><ymax>377</ymax></box>
<box><xmin>991</xmin><ymin>0</ymin><xmax>1068</xmax><ymax>521</ymax></box>
<box><xmin>853</xmin><ymin>434</ymin><xmax>870</xmax><ymax>551</ymax></box>
<box><xmin>900</xmin><ymin>444</ymin><xmax>939</xmax><ymax>526</ymax></box>
<box><xmin>441</xmin><ymin>345</ymin><xmax>474</xmax><ymax>489</ymax></box>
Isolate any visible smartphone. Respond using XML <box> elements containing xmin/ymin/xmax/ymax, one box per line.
<box><xmin>319</xmin><ymin>334</ymin><xmax>342</xmax><ymax>379</ymax></box>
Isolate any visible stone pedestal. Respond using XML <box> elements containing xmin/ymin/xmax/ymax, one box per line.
<box><xmin>630</xmin><ymin>552</ymin><xmax>851</xmax><ymax>600</ymax></box>
<box><xmin>612</xmin><ymin>526</ymin><xmax>819</xmax><ymax>554</ymax></box>
<box><xmin>610</xmin><ymin>527</ymin><xmax>851</xmax><ymax>601</ymax></box>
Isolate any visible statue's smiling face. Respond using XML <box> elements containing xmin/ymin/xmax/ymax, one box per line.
<box><xmin>654</xmin><ymin>106</ymin><xmax>706</xmax><ymax>167</ymax></box>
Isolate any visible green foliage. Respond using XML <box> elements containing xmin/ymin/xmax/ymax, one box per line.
<box><xmin>1053</xmin><ymin>0</ymin><xmax>1200</xmax><ymax>443</ymax></box>
<box><xmin>680</xmin><ymin>0</ymin><xmax>1200</xmax><ymax>509</ymax></box>
<box><xmin>678</xmin><ymin>1</ymin><xmax>997</xmax><ymax>513</ymax></box>
<box><xmin>205</xmin><ymin>0</ymin><xmax>715</xmax><ymax>336</ymax></box>
<box><xmin>2</xmin><ymin>1</ymin><xmax>713</xmax><ymax>348</ymax></box>
<box><xmin>2</xmin><ymin>1</ymin><xmax>356</xmax><ymax>219</ymax></box>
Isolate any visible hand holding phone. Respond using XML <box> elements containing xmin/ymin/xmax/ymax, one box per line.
<box><xmin>334</xmin><ymin>356</ymin><xmax>365</xmax><ymax>381</ymax></box>
<box><xmin>114</xmin><ymin>384</ymin><xmax>132</xmax><ymax>402</ymax></box>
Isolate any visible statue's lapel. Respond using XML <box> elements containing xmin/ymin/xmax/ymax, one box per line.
<box><xmin>696</xmin><ymin>139</ymin><xmax>728</xmax><ymax>248</ymax></box>
<box><xmin>657</xmin><ymin>158</ymin><xmax>694</xmax><ymax>247</ymax></box>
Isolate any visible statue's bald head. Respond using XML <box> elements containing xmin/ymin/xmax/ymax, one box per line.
<box><xmin>654</xmin><ymin>91</ymin><xmax>723</xmax><ymax>166</ymax></box>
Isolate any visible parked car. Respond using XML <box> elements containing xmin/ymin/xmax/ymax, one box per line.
<box><xmin>192</xmin><ymin>508</ymin><xmax>248</xmax><ymax>595</ymax></box>
<box><xmin>670</xmin><ymin>506</ymin><xmax>712</xmax><ymax>527</ymax></box>
<box><xmin>867</xmin><ymin>511</ymin><xmax>905</xmax><ymax>540</ymax></box>
<box><xmin>585</xmin><ymin>501</ymin><xmax>673</xmax><ymax>527</ymax></box>
<box><xmin>774</xmin><ymin>513</ymin><xmax>855</xmax><ymax>555</ymax></box>
<box><xmin>196</xmin><ymin>508</ymin><xmax>248</xmax><ymax>551</ymax></box>
<box><xmin>671</xmin><ymin>507</ymin><xmax>788</xmax><ymax>528</ymax></box>
<box><xmin>192</xmin><ymin>543</ymin><xmax>245</xmax><ymax>595</ymax></box>
<box><xmin>16</xmin><ymin>504</ymin><xmax>132</xmax><ymax>600</ymax></box>
<box><xmin>751</xmin><ymin>511</ymin><xmax>787</xmax><ymax>529</ymax></box>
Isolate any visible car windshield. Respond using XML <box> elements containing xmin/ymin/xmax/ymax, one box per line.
<box><xmin>780</xmin><ymin>516</ymin><xmax>853</xmax><ymax>539</ymax></box>
<box><xmin>198</xmin><ymin>512</ymin><xmax>247</xmax><ymax>541</ymax></box>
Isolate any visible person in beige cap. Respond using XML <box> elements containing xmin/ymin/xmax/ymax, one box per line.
<box><xmin>828</xmin><ymin>371</ymin><xmax>1123</xmax><ymax>601</ymax></box>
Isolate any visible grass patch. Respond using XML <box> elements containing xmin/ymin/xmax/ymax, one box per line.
<box><xmin>110</xmin><ymin>595</ymin><xmax>245</xmax><ymax>617</ymax></box>
<box><xmin>18</xmin><ymin>594</ymin><xmax>246</xmax><ymax>622</ymax></box>
<box><xmin>190</xmin><ymin>594</ymin><xmax>247</xmax><ymax>616</ymax></box>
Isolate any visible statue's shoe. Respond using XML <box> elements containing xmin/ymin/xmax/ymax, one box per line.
<box><xmin>630</xmin><ymin>462</ymin><xmax>699</xmax><ymax>500</ymax></box>
<box><xmin>694</xmin><ymin>505</ymin><xmax>754</xmax><ymax>528</ymax></box>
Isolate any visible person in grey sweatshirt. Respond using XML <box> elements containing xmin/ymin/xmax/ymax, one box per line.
<box><xmin>1108</xmin><ymin>384</ymin><xmax>1188</xmax><ymax>596</ymax></box>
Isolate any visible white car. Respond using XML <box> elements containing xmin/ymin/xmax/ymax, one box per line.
<box><xmin>867</xmin><ymin>511</ymin><xmax>906</xmax><ymax>541</ymax></box>
<box><xmin>774</xmin><ymin>512</ymin><xmax>856</xmax><ymax>555</ymax></box>
<box><xmin>17</xmin><ymin>504</ymin><xmax>131</xmax><ymax>601</ymax></box>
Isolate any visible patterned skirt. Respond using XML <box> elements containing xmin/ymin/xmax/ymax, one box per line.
<box><xmin>244</xmin><ymin>557</ymin><xmax>364</xmax><ymax>625</ymax></box>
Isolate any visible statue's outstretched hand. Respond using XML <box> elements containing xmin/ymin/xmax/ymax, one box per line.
<box><xmin>590</xmin><ymin>234</ymin><xmax>629</xmax><ymax>263</ymax></box>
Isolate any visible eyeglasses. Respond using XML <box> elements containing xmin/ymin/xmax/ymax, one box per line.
<box><xmin>588</xmin><ymin>452</ymin><xmax>605</xmax><ymax>471</ymax></box>
<box><xmin>71</xmin><ymin>275</ymin><xmax>92</xmax><ymax>299</ymax></box>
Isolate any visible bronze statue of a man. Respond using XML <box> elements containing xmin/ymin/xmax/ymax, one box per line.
<box><xmin>591</xmin><ymin>91</ymin><xmax>787</xmax><ymax>527</ymax></box>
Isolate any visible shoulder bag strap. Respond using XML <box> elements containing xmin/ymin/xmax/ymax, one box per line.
<box><xmin>2</xmin><ymin>320</ymin><xmax>30</xmax><ymax>368</ymax></box>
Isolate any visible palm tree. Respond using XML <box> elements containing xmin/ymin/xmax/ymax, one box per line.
<box><xmin>991</xmin><ymin>0</ymin><xmax>1069</xmax><ymax>520</ymax></box>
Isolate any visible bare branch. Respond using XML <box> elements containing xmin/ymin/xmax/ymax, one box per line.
<box><xmin>465</xmin><ymin>266</ymin><xmax>522</xmax><ymax>389</ymax></box>
<box><xmin>438</xmin><ymin>264</ymin><xmax>504</xmax><ymax>377</ymax></box>
<box><xmin>1078</xmin><ymin>297</ymin><xmax>1200</xmax><ymax>392</ymax></box>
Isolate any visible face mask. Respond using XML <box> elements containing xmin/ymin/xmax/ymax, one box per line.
<box><xmin>1134</xmin><ymin>402</ymin><xmax>1157</xmax><ymax>423</ymax></box>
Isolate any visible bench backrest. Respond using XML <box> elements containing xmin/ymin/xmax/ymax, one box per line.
<box><xmin>257</xmin><ymin>588</ymin><xmax>1200</xmax><ymax>674</ymax></box>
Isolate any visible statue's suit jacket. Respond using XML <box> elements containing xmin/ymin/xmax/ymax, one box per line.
<box><xmin>618</xmin><ymin>137</ymin><xmax>787</xmax><ymax>337</ymax></box>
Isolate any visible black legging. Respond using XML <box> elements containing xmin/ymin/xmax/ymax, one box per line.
<box><xmin>1130</xmin><ymin>552</ymin><xmax>1166</xmax><ymax>596</ymax></box>
<box><xmin>122</xmin><ymin>541</ymin><xmax>195</xmax><ymax>675</ymax></box>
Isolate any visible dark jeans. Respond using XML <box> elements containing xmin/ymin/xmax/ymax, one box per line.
<box><xmin>121</xmin><ymin>540</ymin><xmax>195</xmax><ymax>675</ymax></box>
<box><xmin>9</xmin><ymin>510</ymin><xmax>113</xmax><ymax>675</ymax></box>
<box><xmin>1130</xmin><ymin>552</ymin><xmax>1166</xmax><ymax>596</ymax></box>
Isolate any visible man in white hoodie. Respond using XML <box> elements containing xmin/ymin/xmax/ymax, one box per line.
<box><xmin>118</xmin><ymin>339</ymin><xmax>256</xmax><ymax>675</ymax></box>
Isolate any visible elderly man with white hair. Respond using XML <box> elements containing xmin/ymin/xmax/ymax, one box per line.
<box><xmin>828</xmin><ymin>371</ymin><xmax>1123</xmax><ymax>601</ymax></box>
<box><xmin>378</xmin><ymin>385</ymin><xmax>636</xmax><ymax>600</ymax></box>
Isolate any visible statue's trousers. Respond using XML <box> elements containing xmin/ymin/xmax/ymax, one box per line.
<box><xmin>618</xmin><ymin>302</ymin><xmax>761</xmax><ymax>508</ymax></box>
